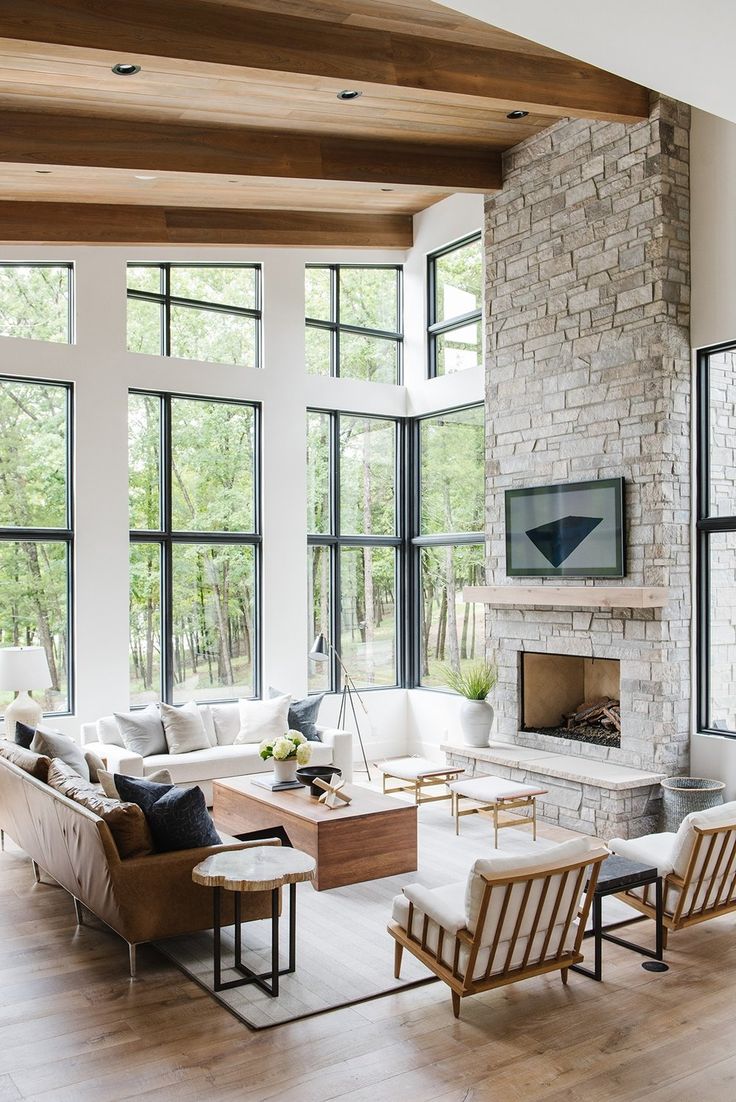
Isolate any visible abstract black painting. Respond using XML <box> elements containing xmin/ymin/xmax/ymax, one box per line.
<box><xmin>505</xmin><ymin>478</ymin><xmax>625</xmax><ymax>577</ymax></box>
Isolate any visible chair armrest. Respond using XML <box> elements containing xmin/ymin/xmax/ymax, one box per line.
<box><xmin>402</xmin><ymin>884</ymin><xmax>468</xmax><ymax>935</ymax></box>
<box><xmin>317</xmin><ymin>727</ymin><xmax>354</xmax><ymax>782</ymax></box>
<box><xmin>84</xmin><ymin>742</ymin><xmax>145</xmax><ymax>777</ymax></box>
<box><xmin>118</xmin><ymin>836</ymin><xmax>280</xmax><ymax>876</ymax></box>
<box><xmin>608</xmin><ymin>834</ymin><xmax>676</xmax><ymax>878</ymax></box>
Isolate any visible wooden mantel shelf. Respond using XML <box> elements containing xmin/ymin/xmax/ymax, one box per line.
<box><xmin>463</xmin><ymin>585</ymin><xmax>669</xmax><ymax>610</ymax></box>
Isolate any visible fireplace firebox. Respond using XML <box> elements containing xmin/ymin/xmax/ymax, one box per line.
<box><xmin>520</xmin><ymin>652</ymin><xmax>621</xmax><ymax>748</ymax></box>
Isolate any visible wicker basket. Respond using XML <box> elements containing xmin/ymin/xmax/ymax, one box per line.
<box><xmin>661</xmin><ymin>776</ymin><xmax>725</xmax><ymax>832</ymax></box>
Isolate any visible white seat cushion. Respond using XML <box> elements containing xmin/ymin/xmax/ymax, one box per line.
<box><xmin>451</xmin><ymin>775</ymin><xmax>547</xmax><ymax>802</ymax></box>
<box><xmin>377</xmin><ymin>757</ymin><xmax>459</xmax><ymax>781</ymax></box>
<box><xmin>141</xmin><ymin>740</ymin><xmax>336</xmax><ymax>784</ymax></box>
<box><xmin>608</xmin><ymin>833</ymin><xmax>677</xmax><ymax>878</ymax></box>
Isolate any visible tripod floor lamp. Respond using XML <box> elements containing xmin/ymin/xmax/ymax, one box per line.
<box><xmin>309</xmin><ymin>633</ymin><xmax>371</xmax><ymax>779</ymax></box>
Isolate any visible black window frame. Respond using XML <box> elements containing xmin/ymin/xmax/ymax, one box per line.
<box><xmin>305</xmin><ymin>263</ymin><xmax>404</xmax><ymax>383</ymax></box>
<box><xmin>129</xmin><ymin>388</ymin><xmax>262</xmax><ymax>706</ymax></box>
<box><xmin>307</xmin><ymin>408</ymin><xmax>406</xmax><ymax>693</ymax></box>
<box><xmin>696</xmin><ymin>341</ymin><xmax>736</xmax><ymax>737</ymax></box>
<box><xmin>0</xmin><ymin>374</ymin><xmax>75</xmax><ymax>715</ymax></box>
<box><xmin>0</xmin><ymin>262</ymin><xmax>74</xmax><ymax>344</ymax></box>
<box><xmin>427</xmin><ymin>232</ymin><xmax>482</xmax><ymax>379</ymax></box>
<box><xmin>126</xmin><ymin>262</ymin><xmax>262</xmax><ymax>367</ymax></box>
<box><xmin>409</xmin><ymin>401</ymin><xmax>486</xmax><ymax>690</ymax></box>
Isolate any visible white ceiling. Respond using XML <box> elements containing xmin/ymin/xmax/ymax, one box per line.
<box><xmin>438</xmin><ymin>0</ymin><xmax>736</xmax><ymax>124</ymax></box>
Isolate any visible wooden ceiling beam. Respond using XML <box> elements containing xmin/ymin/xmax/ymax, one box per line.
<box><xmin>0</xmin><ymin>109</ymin><xmax>501</xmax><ymax>192</ymax></box>
<box><xmin>0</xmin><ymin>201</ymin><xmax>413</xmax><ymax>247</ymax></box>
<box><xmin>0</xmin><ymin>0</ymin><xmax>650</xmax><ymax>122</ymax></box>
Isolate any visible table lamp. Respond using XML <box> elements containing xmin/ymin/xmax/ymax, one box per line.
<box><xmin>0</xmin><ymin>647</ymin><xmax>52</xmax><ymax>740</ymax></box>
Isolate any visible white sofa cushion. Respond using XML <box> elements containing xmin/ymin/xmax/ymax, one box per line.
<box><xmin>161</xmin><ymin>700</ymin><xmax>210</xmax><ymax>755</ymax></box>
<box><xmin>212</xmin><ymin>702</ymin><xmax>240</xmax><ymax>745</ymax></box>
<box><xmin>236</xmin><ymin>694</ymin><xmax>291</xmax><ymax>744</ymax></box>
<box><xmin>114</xmin><ymin>704</ymin><xmax>167</xmax><ymax>756</ymax></box>
<box><xmin>141</xmin><ymin>741</ymin><xmax>336</xmax><ymax>785</ymax></box>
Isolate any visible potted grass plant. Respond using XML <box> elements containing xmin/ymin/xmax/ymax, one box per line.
<box><xmin>442</xmin><ymin>661</ymin><xmax>498</xmax><ymax>748</ymax></box>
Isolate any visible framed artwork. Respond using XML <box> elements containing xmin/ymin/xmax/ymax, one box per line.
<box><xmin>505</xmin><ymin>477</ymin><xmax>625</xmax><ymax>577</ymax></box>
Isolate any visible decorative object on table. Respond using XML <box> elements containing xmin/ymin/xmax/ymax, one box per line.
<box><xmin>296</xmin><ymin>764</ymin><xmax>342</xmax><ymax>796</ymax></box>
<box><xmin>450</xmin><ymin>775</ymin><xmax>548</xmax><ymax>848</ymax></box>
<box><xmin>309</xmin><ymin>632</ymin><xmax>371</xmax><ymax>778</ymax></box>
<box><xmin>192</xmin><ymin>845</ymin><xmax>316</xmax><ymax>996</ymax></box>
<box><xmin>258</xmin><ymin>729</ymin><xmax>311</xmax><ymax>784</ymax></box>
<box><xmin>660</xmin><ymin>776</ymin><xmax>725</xmax><ymax>832</ymax></box>
<box><xmin>0</xmin><ymin>646</ymin><xmax>52</xmax><ymax>741</ymax></box>
<box><xmin>609</xmin><ymin>800</ymin><xmax>736</xmax><ymax>945</ymax></box>
<box><xmin>376</xmin><ymin>757</ymin><xmax>465</xmax><ymax>806</ymax></box>
<box><xmin>314</xmin><ymin>772</ymin><xmax>351</xmax><ymax>809</ymax></box>
<box><xmin>505</xmin><ymin>477</ymin><xmax>625</xmax><ymax>577</ymax></box>
<box><xmin>442</xmin><ymin>660</ymin><xmax>498</xmax><ymax>748</ymax></box>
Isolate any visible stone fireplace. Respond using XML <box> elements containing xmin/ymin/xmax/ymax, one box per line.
<box><xmin>521</xmin><ymin>652</ymin><xmax>621</xmax><ymax>748</ymax></box>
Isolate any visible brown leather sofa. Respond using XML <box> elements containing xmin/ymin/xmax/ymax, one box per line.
<box><xmin>0</xmin><ymin>752</ymin><xmax>275</xmax><ymax>976</ymax></box>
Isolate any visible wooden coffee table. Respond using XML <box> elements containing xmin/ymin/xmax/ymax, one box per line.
<box><xmin>213</xmin><ymin>775</ymin><xmax>418</xmax><ymax>891</ymax></box>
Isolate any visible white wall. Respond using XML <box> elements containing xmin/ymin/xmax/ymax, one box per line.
<box><xmin>0</xmin><ymin>193</ymin><xmax>483</xmax><ymax>761</ymax></box>
<box><xmin>691</xmin><ymin>108</ymin><xmax>736</xmax><ymax>349</ymax></box>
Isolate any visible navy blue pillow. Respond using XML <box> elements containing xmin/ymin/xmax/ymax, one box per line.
<box><xmin>14</xmin><ymin>721</ymin><xmax>36</xmax><ymax>750</ymax></box>
<box><xmin>115</xmin><ymin>773</ymin><xmax>173</xmax><ymax>814</ymax></box>
<box><xmin>114</xmin><ymin>773</ymin><xmax>220</xmax><ymax>853</ymax></box>
<box><xmin>146</xmin><ymin>786</ymin><xmax>221</xmax><ymax>853</ymax></box>
<box><xmin>268</xmin><ymin>686</ymin><xmax>324</xmax><ymax>741</ymax></box>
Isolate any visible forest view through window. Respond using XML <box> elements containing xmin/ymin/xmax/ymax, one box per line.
<box><xmin>0</xmin><ymin>377</ymin><xmax>72</xmax><ymax>713</ymax></box>
<box><xmin>428</xmin><ymin>234</ymin><xmax>482</xmax><ymax>377</ymax></box>
<box><xmin>127</xmin><ymin>264</ymin><xmax>261</xmax><ymax>368</ymax></box>
<box><xmin>305</xmin><ymin>265</ymin><xmax>402</xmax><ymax>383</ymax></box>
<box><xmin>307</xmin><ymin>410</ymin><xmax>400</xmax><ymax>691</ymax></box>
<box><xmin>0</xmin><ymin>264</ymin><xmax>72</xmax><ymax>344</ymax></box>
<box><xmin>129</xmin><ymin>391</ymin><xmax>260</xmax><ymax>706</ymax></box>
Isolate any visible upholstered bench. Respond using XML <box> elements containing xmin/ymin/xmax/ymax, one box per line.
<box><xmin>450</xmin><ymin>776</ymin><xmax>548</xmax><ymax>848</ymax></box>
<box><xmin>375</xmin><ymin>757</ymin><xmax>465</xmax><ymax>806</ymax></box>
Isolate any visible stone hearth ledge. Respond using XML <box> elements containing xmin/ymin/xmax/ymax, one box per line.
<box><xmin>441</xmin><ymin>743</ymin><xmax>664</xmax><ymax>791</ymax></box>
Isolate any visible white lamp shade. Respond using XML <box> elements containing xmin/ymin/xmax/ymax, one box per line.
<box><xmin>0</xmin><ymin>647</ymin><xmax>52</xmax><ymax>691</ymax></box>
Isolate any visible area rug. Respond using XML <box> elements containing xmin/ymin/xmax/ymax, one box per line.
<box><xmin>154</xmin><ymin>797</ymin><xmax>559</xmax><ymax>1029</ymax></box>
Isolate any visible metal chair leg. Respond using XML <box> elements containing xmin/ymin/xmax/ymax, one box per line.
<box><xmin>128</xmin><ymin>943</ymin><xmax>137</xmax><ymax>979</ymax></box>
<box><xmin>73</xmin><ymin>897</ymin><xmax>84</xmax><ymax>925</ymax></box>
<box><xmin>32</xmin><ymin>860</ymin><xmax>41</xmax><ymax>883</ymax></box>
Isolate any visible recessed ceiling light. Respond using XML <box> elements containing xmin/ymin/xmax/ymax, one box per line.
<box><xmin>112</xmin><ymin>63</ymin><xmax>141</xmax><ymax>76</ymax></box>
<box><xmin>134</xmin><ymin>174</ymin><xmax>157</xmax><ymax>181</ymax></box>
<box><xmin>506</xmin><ymin>109</ymin><xmax>529</xmax><ymax>120</ymax></box>
<box><xmin>336</xmin><ymin>89</ymin><xmax>362</xmax><ymax>101</ymax></box>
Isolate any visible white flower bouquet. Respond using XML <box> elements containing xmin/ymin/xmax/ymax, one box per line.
<box><xmin>259</xmin><ymin>729</ymin><xmax>312</xmax><ymax>766</ymax></box>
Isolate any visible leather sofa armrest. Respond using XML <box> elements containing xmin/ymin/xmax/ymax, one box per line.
<box><xmin>84</xmin><ymin>742</ymin><xmax>145</xmax><ymax>777</ymax></box>
<box><xmin>317</xmin><ymin>727</ymin><xmax>354</xmax><ymax>782</ymax></box>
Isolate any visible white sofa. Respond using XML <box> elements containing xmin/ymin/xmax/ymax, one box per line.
<box><xmin>80</xmin><ymin>701</ymin><xmax>353</xmax><ymax>805</ymax></box>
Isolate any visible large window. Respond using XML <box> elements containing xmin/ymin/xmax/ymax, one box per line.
<box><xmin>412</xmin><ymin>405</ymin><xmax>485</xmax><ymax>687</ymax></box>
<box><xmin>129</xmin><ymin>392</ymin><xmax>260</xmax><ymax>706</ymax></box>
<box><xmin>307</xmin><ymin>410</ymin><xmax>401</xmax><ymax>691</ymax></box>
<box><xmin>427</xmin><ymin>234</ymin><xmax>482</xmax><ymax>378</ymax></box>
<box><xmin>127</xmin><ymin>264</ymin><xmax>261</xmax><ymax>367</ymax></box>
<box><xmin>697</xmin><ymin>343</ymin><xmax>736</xmax><ymax>734</ymax></box>
<box><xmin>0</xmin><ymin>264</ymin><xmax>73</xmax><ymax>344</ymax></box>
<box><xmin>0</xmin><ymin>378</ymin><xmax>73</xmax><ymax>713</ymax></box>
<box><xmin>305</xmin><ymin>265</ymin><xmax>402</xmax><ymax>383</ymax></box>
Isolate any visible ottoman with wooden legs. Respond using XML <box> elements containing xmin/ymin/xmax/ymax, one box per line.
<box><xmin>450</xmin><ymin>776</ymin><xmax>548</xmax><ymax>848</ymax></box>
<box><xmin>375</xmin><ymin>757</ymin><xmax>465</xmax><ymax>806</ymax></box>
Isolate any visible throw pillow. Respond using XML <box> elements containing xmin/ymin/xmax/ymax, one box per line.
<box><xmin>0</xmin><ymin>738</ymin><xmax>51</xmax><ymax>782</ymax></box>
<box><xmin>268</xmin><ymin>686</ymin><xmax>324</xmax><ymax>742</ymax></box>
<box><xmin>84</xmin><ymin>749</ymin><xmax>106</xmax><ymax>784</ymax></box>
<box><xmin>212</xmin><ymin>704</ymin><xmax>240</xmax><ymax>746</ymax></box>
<box><xmin>46</xmin><ymin>759</ymin><xmax>154</xmax><ymax>859</ymax></box>
<box><xmin>14</xmin><ymin>720</ymin><xmax>36</xmax><ymax>750</ymax></box>
<box><xmin>115</xmin><ymin>773</ymin><xmax>174</xmax><ymax>814</ymax></box>
<box><xmin>235</xmin><ymin>694</ymin><xmax>291</xmax><ymax>745</ymax></box>
<box><xmin>113</xmin><ymin>704</ymin><xmax>167</xmax><ymax>757</ymax></box>
<box><xmin>160</xmin><ymin>700</ymin><xmax>210</xmax><ymax>755</ymax></box>
<box><xmin>145</xmin><ymin>785</ymin><xmax>221</xmax><ymax>853</ymax></box>
<box><xmin>199</xmin><ymin>704</ymin><xmax>218</xmax><ymax>748</ymax></box>
<box><xmin>98</xmin><ymin>767</ymin><xmax>173</xmax><ymax>800</ymax></box>
<box><xmin>30</xmin><ymin>729</ymin><xmax>89</xmax><ymax>781</ymax></box>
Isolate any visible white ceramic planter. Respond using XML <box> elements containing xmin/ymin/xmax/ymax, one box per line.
<box><xmin>460</xmin><ymin>699</ymin><xmax>494</xmax><ymax>747</ymax></box>
<box><xmin>272</xmin><ymin>758</ymin><xmax>298</xmax><ymax>783</ymax></box>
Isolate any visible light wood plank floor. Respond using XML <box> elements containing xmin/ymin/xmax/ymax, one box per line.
<box><xmin>2</xmin><ymin>818</ymin><xmax>736</xmax><ymax>1102</ymax></box>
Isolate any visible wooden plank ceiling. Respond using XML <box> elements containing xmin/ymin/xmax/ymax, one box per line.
<box><xmin>0</xmin><ymin>0</ymin><xmax>650</xmax><ymax>246</ymax></box>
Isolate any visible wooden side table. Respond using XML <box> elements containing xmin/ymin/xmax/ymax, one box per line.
<box><xmin>193</xmin><ymin>846</ymin><xmax>315</xmax><ymax>996</ymax></box>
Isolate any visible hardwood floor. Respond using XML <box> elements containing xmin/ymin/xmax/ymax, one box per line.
<box><xmin>2</xmin><ymin>823</ymin><xmax>736</xmax><ymax>1101</ymax></box>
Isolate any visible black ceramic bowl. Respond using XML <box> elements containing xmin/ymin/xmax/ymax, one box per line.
<box><xmin>296</xmin><ymin>765</ymin><xmax>342</xmax><ymax>797</ymax></box>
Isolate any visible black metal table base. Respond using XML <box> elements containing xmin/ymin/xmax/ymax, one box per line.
<box><xmin>213</xmin><ymin>882</ymin><xmax>297</xmax><ymax>996</ymax></box>
<box><xmin>572</xmin><ymin>871</ymin><xmax>668</xmax><ymax>981</ymax></box>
